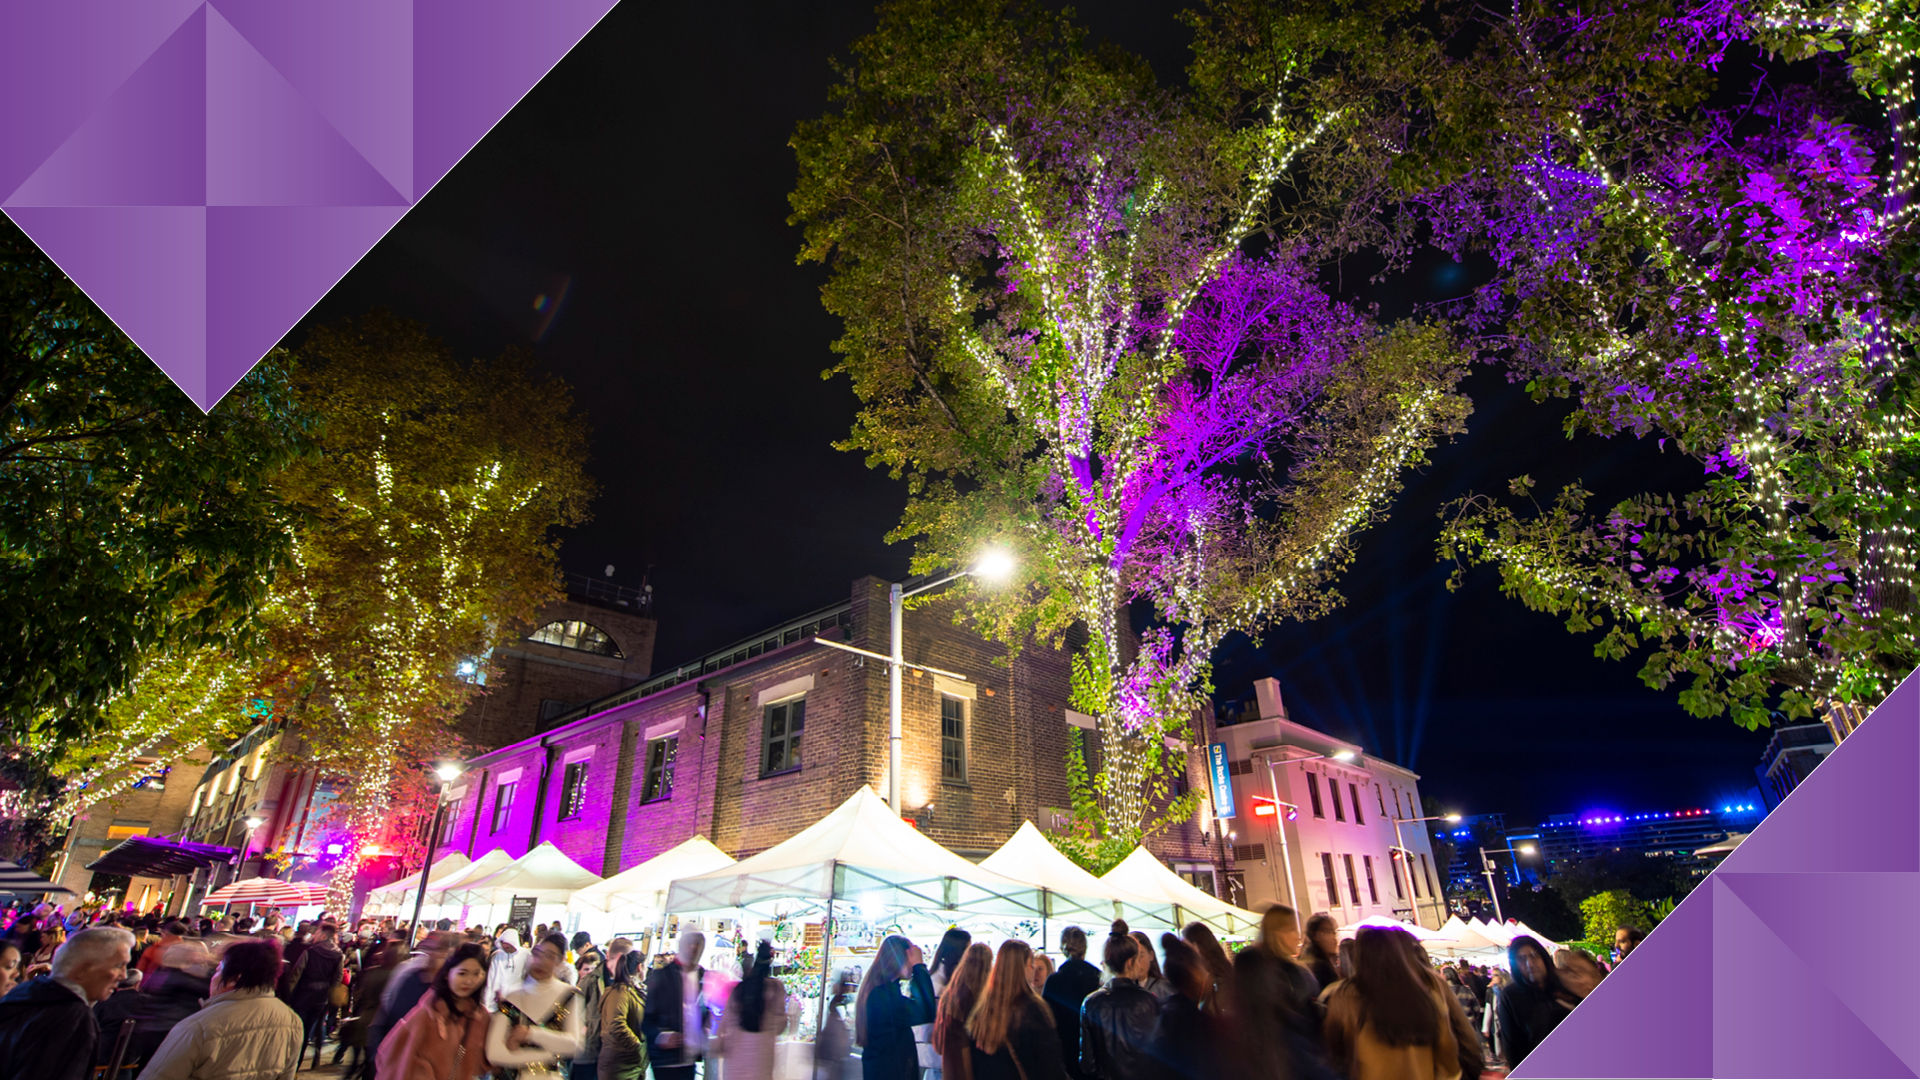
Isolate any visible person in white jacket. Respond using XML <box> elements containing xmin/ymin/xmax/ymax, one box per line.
<box><xmin>488</xmin><ymin>932</ymin><xmax>583</xmax><ymax>1078</ymax></box>
<box><xmin>487</xmin><ymin>928</ymin><xmax>529</xmax><ymax>1011</ymax></box>
<box><xmin>139</xmin><ymin>938</ymin><xmax>304</xmax><ymax>1080</ymax></box>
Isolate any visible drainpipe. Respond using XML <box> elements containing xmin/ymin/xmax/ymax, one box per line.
<box><xmin>693</xmin><ymin>682</ymin><xmax>712</xmax><ymax>840</ymax></box>
<box><xmin>527</xmin><ymin>743</ymin><xmax>558</xmax><ymax>849</ymax></box>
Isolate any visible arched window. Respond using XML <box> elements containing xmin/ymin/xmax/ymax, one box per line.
<box><xmin>527</xmin><ymin>619</ymin><xmax>624</xmax><ymax>658</ymax></box>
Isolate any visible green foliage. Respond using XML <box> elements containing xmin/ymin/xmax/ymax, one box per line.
<box><xmin>1579</xmin><ymin>889</ymin><xmax>1650</xmax><ymax>946</ymax></box>
<box><xmin>1</xmin><ymin>217</ymin><xmax>316</xmax><ymax>744</ymax></box>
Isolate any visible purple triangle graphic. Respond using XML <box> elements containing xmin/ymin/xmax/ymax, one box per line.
<box><xmin>206</xmin><ymin>7</ymin><xmax>405</xmax><ymax>207</ymax></box>
<box><xmin>412</xmin><ymin>0</ymin><xmax>620</xmax><ymax>198</ymax></box>
<box><xmin>1511</xmin><ymin>885</ymin><xmax>1714</xmax><ymax>1079</ymax></box>
<box><xmin>5</xmin><ymin>7</ymin><xmax>207</xmax><ymax>208</ymax></box>
<box><xmin>5</xmin><ymin>206</ymin><xmax>208</xmax><ymax>403</ymax></box>
<box><xmin>1719</xmin><ymin>679</ymin><xmax>1920</xmax><ymax>874</ymax></box>
<box><xmin>0</xmin><ymin>0</ymin><xmax>203</xmax><ymax>198</ymax></box>
<box><xmin>206</xmin><ymin>0</ymin><xmax>413</xmax><ymax>200</ymax></box>
<box><xmin>1712</xmin><ymin>877</ymin><xmax>1916</xmax><ymax>1077</ymax></box>
<box><xmin>1718</xmin><ymin>872</ymin><xmax>1920</xmax><ymax>1068</ymax></box>
<box><xmin>205</xmin><ymin>206</ymin><xmax>406</xmax><ymax>403</ymax></box>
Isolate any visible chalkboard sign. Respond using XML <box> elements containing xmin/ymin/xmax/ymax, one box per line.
<box><xmin>507</xmin><ymin>896</ymin><xmax>537</xmax><ymax>941</ymax></box>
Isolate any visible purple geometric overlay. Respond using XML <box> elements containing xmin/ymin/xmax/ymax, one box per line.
<box><xmin>1514</xmin><ymin>671</ymin><xmax>1920</xmax><ymax>1078</ymax></box>
<box><xmin>0</xmin><ymin>0</ymin><xmax>620</xmax><ymax>409</ymax></box>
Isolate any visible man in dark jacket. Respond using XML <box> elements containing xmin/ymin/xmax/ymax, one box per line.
<box><xmin>573</xmin><ymin>936</ymin><xmax>630</xmax><ymax>1080</ymax></box>
<box><xmin>94</xmin><ymin>938</ymin><xmax>213</xmax><ymax>1070</ymax></box>
<box><xmin>1043</xmin><ymin>926</ymin><xmax>1102</xmax><ymax>1080</ymax></box>
<box><xmin>1079</xmin><ymin>933</ymin><xmax>1161</xmax><ymax>1080</ymax></box>
<box><xmin>641</xmin><ymin>931</ymin><xmax>708</xmax><ymax>1080</ymax></box>
<box><xmin>281</xmin><ymin>921</ymin><xmax>345</xmax><ymax>1069</ymax></box>
<box><xmin>0</xmin><ymin>926</ymin><xmax>133</xmax><ymax>1080</ymax></box>
<box><xmin>364</xmin><ymin>931</ymin><xmax>449</xmax><ymax>1079</ymax></box>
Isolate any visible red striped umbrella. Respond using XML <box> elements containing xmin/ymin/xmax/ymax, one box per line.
<box><xmin>201</xmin><ymin>878</ymin><xmax>330</xmax><ymax>906</ymax></box>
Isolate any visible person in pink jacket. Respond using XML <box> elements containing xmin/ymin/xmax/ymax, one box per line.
<box><xmin>376</xmin><ymin>943</ymin><xmax>492</xmax><ymax>1080</ymax></box>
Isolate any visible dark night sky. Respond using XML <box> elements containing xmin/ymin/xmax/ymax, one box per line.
<box><xmin>293</xmin><ymin>0</ymin><xmax>1774</xmax><ymax>824</ymax></box>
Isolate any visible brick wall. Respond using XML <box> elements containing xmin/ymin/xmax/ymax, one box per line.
<box><xmin>457</xmin><ymin>596</ymin><xmax>658</xmax><ymax>751</ymax></box>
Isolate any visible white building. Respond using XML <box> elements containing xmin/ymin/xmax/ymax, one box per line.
<box><xmin>1207</xmin><ymin>679</ymin><xmax>1449</xmax><ymax>929</ymax></box>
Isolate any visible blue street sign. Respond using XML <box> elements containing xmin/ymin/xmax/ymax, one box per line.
<box><xmin>1207</xmin><ymin>742</ymin><xmax>1236</xmax><ymax>819</ymax></box>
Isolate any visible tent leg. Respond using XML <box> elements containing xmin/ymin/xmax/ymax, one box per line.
<box><xmin>816</xmin><ymin>897</ymin><xmax>834</xmax><ymax>1042</ymax></box>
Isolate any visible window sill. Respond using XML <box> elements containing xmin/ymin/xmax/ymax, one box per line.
<box><xmin>640</xmin><ymin>794</ymin><xmax>674</xmax><ymax>806</ymax></box>
<box><xmin>940</xmin><ymin>779</ymin><xmax>972</xmax><ymax>790</ymax></box>
<box><xmin>755</xmin><ymin>766</ymin><xmax>803</xmax><ymax>782</ymax></box>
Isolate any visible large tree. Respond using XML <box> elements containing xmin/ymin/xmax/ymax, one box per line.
<box><xmin>1421</xmin><ymin>0</ymin><xmax>1919</xmax><ymax>725</ymax></box>
<box><xmin>1</xmin><ymin>217</ymin><xmax>314</xmax><ymax>744</ymax></box>
<box><xmin>793</xmin><ymin>0</ymin><xmax>1471</xmax><ymax>848</ymax></box>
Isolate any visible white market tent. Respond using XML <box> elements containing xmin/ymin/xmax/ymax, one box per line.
<box><xmin>447</xmin><ymin>841</ymin><xmax>603</xmax><ymax>907</ymax></box>
<box><xmin>418</xmin><ymin>848</ymin><xmax>516</xmax><ymax>906</ymax></box>
<box><xmin>364</xmin><ymin>853</ymin><xmax>470</xmax><ymax>912</ymax></box>
<box><xmin>1506</xmin><ymin>920</ymin><xmax>1564</xmax><ymax>952</ymax></box>
<box><xmin>569</xmin><ymin>836</ymin><xmax>736</xmax><ymax>915</ymax></box>
<box><xmin>664</xmin><ymin>786</ymin><xmax>1042</xmax><ymax>920</ymax></box>
<box><xmin>1099</xmin><ymin>846</ymin><xmax>1260</xmax><ymax>937</ymax></box>
<box><xmin>1693</xmin><ymin>831</ymin><xmax>1746</xmax><ymax>856</ymax></box>
<box><xmin>1336</xmin><ymin>914</ymin><xmax>1448</xmax><ymax>941</ymax></box>
<box><xmin>1424</xmin><ymin>915</ymin><xmax>1510</xmax><ymax>957</ymax></box>
<box><xmin>978</xmin><ymin>822</ymin><xmax>1182</xmax><ymax>932</ymax></box>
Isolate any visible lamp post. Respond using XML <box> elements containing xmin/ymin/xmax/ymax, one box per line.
<box><xmin>1388</xmin><ymin>812</ymin><xmax>1461</xmax><ymax>929</ymax></box>
<box><xmin>1476</xmin><ymin>843</ymin><xmax>1536</xmax><ymax>924</ymax></box>
<box><xmin>407</xmin><ymin>762</ymin><xmax>465</xmax><ymax>942</ymax></box>
<box><xmin>1253</xmin><ymin>748</ymin><xmax>1355</xmax><ymax>947</ymax></box>
<box><xmin>223</xmin><ymin>816</ymin><xmax>265</xmax><ymax>917</ymax></box>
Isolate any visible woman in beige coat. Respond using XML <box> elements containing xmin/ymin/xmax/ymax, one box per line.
<box><xmin>715</xmin><ymin>941</ymin><xmax>787</xmax><ymax>1080</ymax></box>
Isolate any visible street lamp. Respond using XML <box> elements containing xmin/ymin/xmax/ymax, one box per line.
<box><xmin>1476</xmin><ymin>843</ymin><xmax>1537</xmax><ymax>924</ymax></box>
<box><xmin>407</xmin><ymin>761</ymin><xmax>466</xmax><ymax>940</ymax></box>
<box><xmin>1388</xmin><ymin>813</ymin><xmax>1461</xmax><ymax>929</ymax></box>
<box><xmin>224</xmin><ymin>816</ymin><xmax>266</xmax><ymax>917</ymax></box>
<box><xmin>1252</xmin><ymin>747</ymin><xmax>1358</xmax><ymax>947</ymax></box>
<box><xmin>812</xmin><ymin>550</ymin><xmax>1017</xmax><ymax>815</ymax></box>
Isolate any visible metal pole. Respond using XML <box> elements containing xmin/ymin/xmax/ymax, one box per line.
<box><xmin>816</xmin><ymin>895</ymin><xmax>834</xmax><ymax>1038</ymax></box>
<box><xmin>1392</xmin><ymin>819</ymin><xmax>1418</xmax><ymax>925</ymax></box>
<box><xmin>407</xmin><ymin>796</ymin><xmax>448</xmax><ymax>941</ymax></box>
<box><xmin>1261</xmin><ymin>758</ymin><xmax>1302</xmax><ymax>945</ymax></box>
<box><xmin>1480</xmin><ymin>848</ymin><xmax>1504</xmax><ymax>924</ymax></box>
<box><xmin>889</xmin><ymin>582</ymin><xmax>904</xmax><ymax>815</ymax></box>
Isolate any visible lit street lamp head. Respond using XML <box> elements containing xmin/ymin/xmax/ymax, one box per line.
<box><xmin>1444</xmin><ymin>814</ymin><xmax>1462</xmax><ymax>823</ymax></box>
<box><xmin>1331</xmin><ymin>750</ymin><xmax>1357</xmax><ymax>762</ymax></box>
<box><xmin>970</xmin><ymin>548</ymin><xmax>1017</xmax><ymax>582</ymax></box>
<box><xmin>244</xmin><ymin>816</ymin><xmax>264</xmax><ymax>830</ymax></box>
<box><xmin>1518</xmin><ymin>844</ymin><xmax>1536</xmax><ymax>855</ymax></box>
<box><xmin>434</xmin><ymin>762</ymin><xmax>465</xmax><ymax>783</ymax></box>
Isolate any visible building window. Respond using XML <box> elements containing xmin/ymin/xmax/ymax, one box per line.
<box><xmin>558</xmin><ymin>761</ymin><xmax>590</xmax><ymax>821</ymax></box>
<box><xmin>1331</xmin><ymin>781</ymin><xmax>1346</xmax><ymax>822</ymax></box>
<box><xmin>1394</xmin><ymin>788</ymin><xmax>1406</xmax><ymax>819</ymax></box>
<box><xmin>1320</xmin><ymin>853</ymin><xmax>1341</xmax><ymax>906</ymax></box>
<box><xmin>941</xmin><ymin>697</ymin><xmax>967</xmax><ymax>781</ymax></box>
<box><xmin>527</xmin><ymin>620</ymin><xmax>624</xmax><ymax>658</ymax></box>
<box><xmin>643</xmin><ymin>736</ymin><xmax>678</xmax><ymax>802</ymax></box>
<box><xmin>1420</xmin><ymin>854</ymin><xmax>1437</xmax><ymax>897</ymax></box>
<box><xmin>1392</xmin><ymin>853</ymin><xmax>1405</xmax><ymax>899</ymax></box>
<box><xmin>1306</xmin><ymin>774</ymin><xmax>1325</xmax><ymax>818</ymax></box>
<box><xmin>539</xmin><ymin>699</ymin><xmax>573</xmax><ymax>723</ymax></box>
<box><xmin>440</xmin><ymin>799</ymin><xmax>463</xmax><ymax>844</ymax></box>
<box><xmin>491</xmin><ymin>781</ymin><xmax>517</xmax><ymax>834</ymax></box>
<box><xmin>1377</xmin><ymin>785</ymin><xmax>1387</xmax><ymax>817</ymax></box>
<box><xmin>763</xmin><ymin>698</ymin><xmax>805</xmax><ymax>776</ymax></box>
<box><xmin>1409</xmin><ymin>851</ymin><xmax>1423</xmax><ymax>897</ymax></box>
<box><xmin>1343</xmin><ymin>854</ymin><xmax>1361</xmax><ymax>909</ymax></box>
<box><xmin>1349</xmin><ymin>783</ymin><xmax>1364</xmax><ymax>825</ymax></box>
<box><xmin>1363</xmin><ymin>855</ymin><xmax>1380</xmax><ymax>903</ymax></box>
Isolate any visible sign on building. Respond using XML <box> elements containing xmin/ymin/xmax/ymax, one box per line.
<box><xmin>1207</xmin><ymin>742</ymin><xmax>1236</xmax><ymax>819</ymax></box>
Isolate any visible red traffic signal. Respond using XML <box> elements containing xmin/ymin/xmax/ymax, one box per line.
<box><xmin>1250</xmin><ymin>795</ymin><xmax>1298</xmax><ymax>821</ymax></box>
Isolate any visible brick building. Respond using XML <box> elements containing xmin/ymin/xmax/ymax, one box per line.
<box><xmin>48</xmin><ymin>747</ymin><xmax>205</xmax><ymax>910</ymax></box>
<box><xmin>437</xmin><ymin>575</ymin><xmax>1218</xmax><ymax>892</ymax></box>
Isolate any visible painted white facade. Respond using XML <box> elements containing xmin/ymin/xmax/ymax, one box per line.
<box><xmin>1204</xmin><ymin>679</ymin><xmax>1448</xmax><ymax>929</ymax></box>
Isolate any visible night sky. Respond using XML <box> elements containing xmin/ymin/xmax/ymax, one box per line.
<box><xmin>292</xmin><ymin>0</ymin><xmax>1775</xmax><ymax>825</ymax></box>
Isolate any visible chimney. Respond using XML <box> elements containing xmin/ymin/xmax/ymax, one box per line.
<box><xmin>1253</xmin><ymin>678</ymin><xmax>1285</xmax><ymax>722</ymax></box>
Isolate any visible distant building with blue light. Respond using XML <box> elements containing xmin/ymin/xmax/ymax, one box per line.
<box><xmin>1533</xmin><ymin>801</ymin><xmax>1765</xmax><ymax>874</ymax></box>
<box><xmin>1754</xmin><ymin>723</ymin><xmax>1834</xmax><ymax>811</ymax></box>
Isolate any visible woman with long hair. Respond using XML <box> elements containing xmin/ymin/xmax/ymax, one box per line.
<box><xmin>1497</xmin><ymin>936</ymin><xmax>1578</xmax><ymax>1069</ymax></box>
<box><xmin>915</xmin><ymin>928</ymin><xmax>971</xmax><ymax>1079</ymax></box>
<box><xmin>718</xmin><ymin>940</ymin><xmax>787</xmax><ymax>1080</ymax></box>
<box><xmin>1146</xmin><ymin>934</ymin><xmax>1225</xmax><ymax>1080</ymax></box>
<box><xmin>857</xmin><ymin>934</ymin><xmax>934</xmax><ymax>1080</ymax></box>
<box><xmin>1322</xmin><ymin>928</ymin><xmax>1460</xmax><ymax>1080</ymax></box>
<box><xmin>931</xmin><ymin>943</ymin><xmax>993</xmax><ymax>1080</ymax></box>
<box><xmin>1481</xmin><ymin>968</ymin><xmax>1510</xmax><ymax>1065</ymax></box>
<box><xmin>1179</xmin><ymin>923</ymin><xmax>1234</xmax><ymax>1013</ymax></box>
<box><xmin>966</xmin><ymin>940</ymin><xmax>1065</xmax><ymax>1080</ymax></box>
<box><xmin>599</xmin><ymin>949</ymin><xmax>648</xmax><ymax>1080</ymax></box>
<box><xmin>1300</xmin><ymin>914</ymin><xmax>1339</xmax><ymax>990</ymax></box>
<box><xmin>1024</xmin><ymin>952</ymin><xmax>1054</xmax><ymax>995</ymax></box>
<box><xmin>0</xmin><ymin>941</ymin><xmax>20</xmax><ymax>998</ymax></box>
<box><xmin>374</xmin><ymin>941</ymin><xmax>492</xmax><ymax>1080</ymax></box>
<box><xmin>1127</xmin><ymin>932</ymin><xmax>1172</xmax><ymax>1002</ymax></box>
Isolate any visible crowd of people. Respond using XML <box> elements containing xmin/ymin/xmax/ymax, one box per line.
<box><xmin>0</xmin><ymin>899</ymin><xmax>1634</xmax><ymax>1080</ymax></box>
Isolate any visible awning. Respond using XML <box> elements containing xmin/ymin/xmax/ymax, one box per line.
<box><xmin>977</xmin><ymin>822</ymin><xmax>1182</xmax><ymax>930</ymax></box>
<box><xmin>0</xmin><ymin>861</ymin><xmax>72</xmax><ymax>896</ymax></box>
<box><xmin>569</xmin><ymin>836</ymin><xmax>735</xmax><ymax>915</ymax></box>
<box><xmin>202</xmin><ymin>879</ymin><xmax>329</xmax><ymax>907</ymax></box>
<box><xmin>1099</xmin><ymin>847</ymin><xmax>1260</xmax><ymax>937</ymax></box>
<box><xmin>86</xmin><ymin>836</ymin><xmax>236</xmax><ymax>879</ymax></box>
<box><xmin>445</xmin><ymin>842</ymin><xmax>602</xmax><ymax>907</ymax></box>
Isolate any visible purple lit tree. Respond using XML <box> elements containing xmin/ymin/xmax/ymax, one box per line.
<box><xmin>1426</xmin><ymin>0</ymin><xmax>1920</xmax><ymax>726</ymax></box>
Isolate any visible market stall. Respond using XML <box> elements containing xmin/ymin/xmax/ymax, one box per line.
<box><xmin>445</xmin><ymin>841</ymin><xmax>602</xmax><ymax>933</ymax></box>
<box><xmin>363</xmin><ymin>852</ymin><xmax>470</xmax><ymax>916</ymax></box>
<box><xmin>977</xmin><ymin>821</ymin><xmax>1183</xmax><ymax>936</ymax></box>
<box><xmin>567</xmin><ymin>835</ymin><xmax>735</xmax><ymax>949</ymax></box>
<box><xmin>1098</xmin><ymin>846</ymin><xmax>1260</xmax><ymax>937</ymax></box>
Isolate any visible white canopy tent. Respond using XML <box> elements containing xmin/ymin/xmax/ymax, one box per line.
<box><xmin>1099</xmin><ymin>847</ymin><xmax>1260</xmax><ymax>937</ymax></box>
<box><xmin>978</xmin><ymin>822</ymin><xmax>1183</xmax><ymax>932</ymax></box>
<box><xmin>664</xmin><ymin>786</ymin><xmax>1042</xmax><ymax>921</ymax></box>
<box><xmin>447</xmin><ymin>841</ymin><xmax>603</xmax><ymax>907</ymax></box>
<box><xmin>569</xmin><ymin>836</ymin><xmax>736</xmax><ymax>915</ymax></box>
<box><xmin>1336</xmin><ymin>914</ymin><xmax>1449</xmax><ymax>941</ymax></box>
<box><xmin>364</xmin><ymin>852</ymin><xmax>469</xmax><ymax>913</ymax></box>
<box><xmin>1505</xmin><ymin>920</ymin><xmax>1564</xmax><ymax>952</ymax></box>
<box><xmin>1693</xmin><ymin>832</ymin><xmax>1747</xmax><ymax>856</ymax></box>
<box><xmin>1424</xmin><ymin>915</ymin><xmax>1511</xmax><ymax>957</ymax></box>
<box><xmin>417</xmin><ymin>848</ymin><xmax>516</xmax><ymax>906</ymax></box>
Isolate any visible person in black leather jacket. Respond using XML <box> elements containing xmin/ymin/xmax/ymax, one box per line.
<box><xmin>1077</xmin><ymin>931</ymin><xmax>1162</xmax><ymax>1080</ymax></box>
<box><xmin>1042</xmin><ymin>927</ymin><xmax>1101</xmax><ymax>1080</ymax></box>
